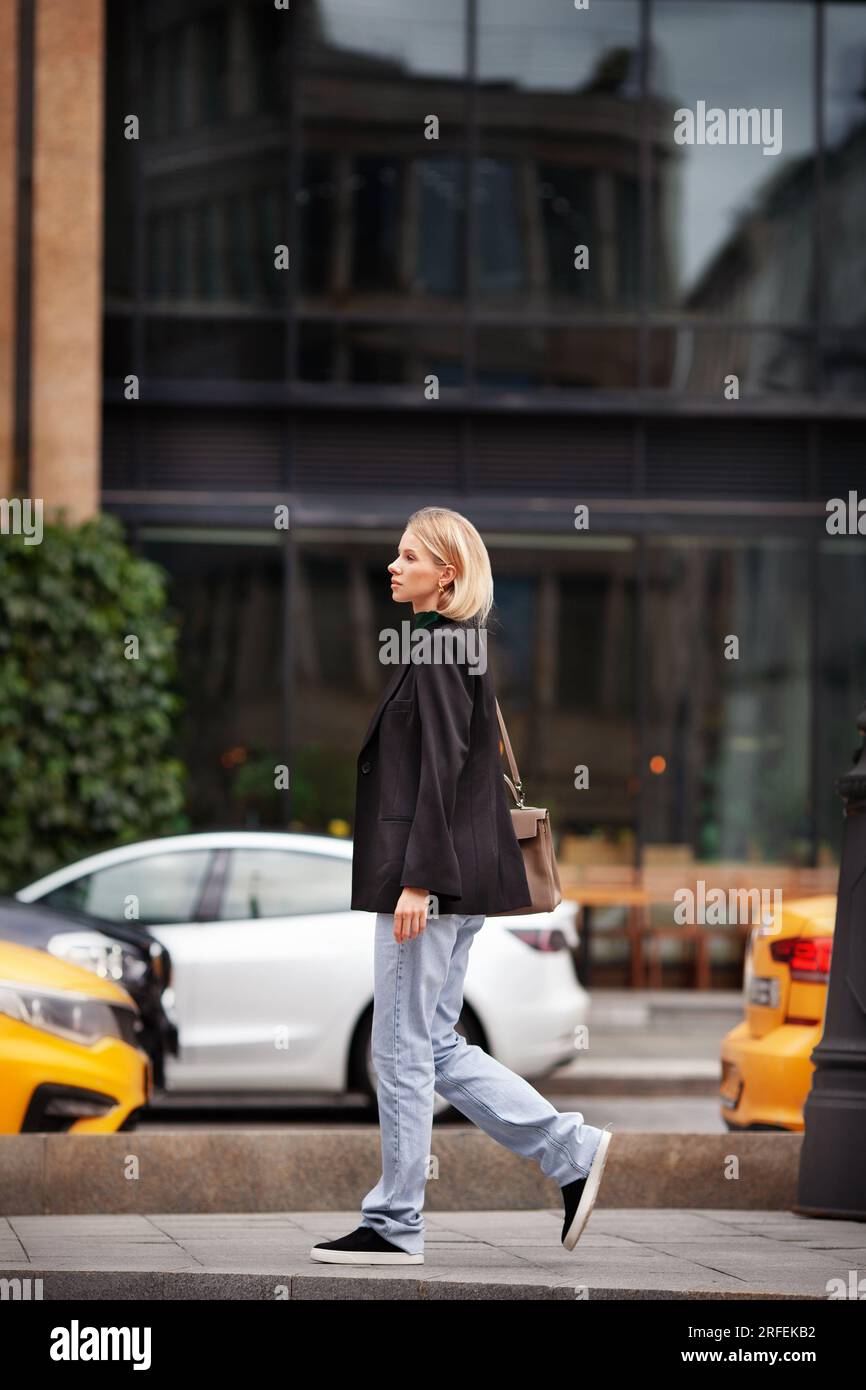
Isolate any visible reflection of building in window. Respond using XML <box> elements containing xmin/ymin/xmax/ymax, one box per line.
<box><xmin>136</xmin><ymin>2</ymin><xmax>653</xmax><ymax>330</ymax></box>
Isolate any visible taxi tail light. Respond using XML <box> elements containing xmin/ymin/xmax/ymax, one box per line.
<box><xmin>769</xmin><ymin>935</ymin><xmax>832</xmax><ymax>984</ymax></box>
<box><xmin>770</xmin><ymin>935</ymin><xmax>832</xmax><ymax>1022</ymax></box>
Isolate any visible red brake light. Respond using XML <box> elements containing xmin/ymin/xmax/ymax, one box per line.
<box><xmin>770</xmin><ymin>935</ymin><xmax>833</xmax><ymax>982</ymax></box>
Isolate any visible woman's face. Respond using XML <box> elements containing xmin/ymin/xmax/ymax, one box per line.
<box><xmin>387</xmin><ymin>529</ymin><xmax>453</xmax><ymax>611</ymax></box>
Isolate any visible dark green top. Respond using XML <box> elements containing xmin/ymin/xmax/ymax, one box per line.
<box><xmin>411</xmin><ymin>609</ymin><xmax>444</xmax><ymax>629</ymax></box>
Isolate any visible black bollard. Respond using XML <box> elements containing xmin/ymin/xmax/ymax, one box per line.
<box><xmin>796</xmin><ymin>702</ymin><xmax>866</xmax><ymax>1219</ymax></box>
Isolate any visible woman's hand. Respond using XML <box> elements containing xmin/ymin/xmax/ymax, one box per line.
<box><xmin>393</xmin><ymin>886</ymin><xmax>429</xmax><ymax>943</ymax></box>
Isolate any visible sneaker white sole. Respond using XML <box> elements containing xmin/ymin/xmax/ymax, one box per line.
<box><xmin>562</xmin><ymin>1124</ymin><xmax>613</xmax><ymax>1251</ymax></box>
<box><xmin>310</xmin><ymin>1247</ymin><xmax>424</xmax><ymax>1265</ymax></box>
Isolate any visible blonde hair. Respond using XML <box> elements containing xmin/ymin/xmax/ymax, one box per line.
<box><xmin>405</xmin><ymin>506</ymin><xmax>493</xmax><ymax>626</ymax></box>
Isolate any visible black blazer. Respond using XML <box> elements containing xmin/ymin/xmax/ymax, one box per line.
<box><xmin>350</xmin><ymin>617</ymin><xmax>532</xmax><ymax>916</ymax></box>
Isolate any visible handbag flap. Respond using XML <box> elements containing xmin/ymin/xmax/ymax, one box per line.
<box><xmin>510</xmin><ymin>805</ymin><xmax>547</xmax><ymax>840</ymax></box>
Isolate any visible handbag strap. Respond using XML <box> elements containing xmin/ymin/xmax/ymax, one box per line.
<box><xmin>495</xmin><ymin>698</ymin><xmax>526</xmax><ymax>807</ymax></box>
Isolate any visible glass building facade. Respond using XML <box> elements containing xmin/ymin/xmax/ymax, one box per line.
<box><xmin>102</xmin><ymin>0</ymin><xmax>866</xmax><ymax>890</ymax></box>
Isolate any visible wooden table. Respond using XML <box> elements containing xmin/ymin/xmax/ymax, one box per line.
<box><xmin>562</xmin><ymin>886</ymin><xmax>649</xmax><ymax>988</ymax></box>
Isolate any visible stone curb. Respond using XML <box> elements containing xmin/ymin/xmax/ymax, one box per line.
<box><xmin>0</xmin><ymin>1269</ymin><xmax>815</xmax><ymax>1301</ymax></box>
<box><xmin>0</xmin><ymin>1129</ymin><xmax>801</xmax><ymax>1216</ymax></box>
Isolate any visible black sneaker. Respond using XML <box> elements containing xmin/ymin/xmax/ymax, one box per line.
<box><xmin>561</xmin><ymin>1123</ymin><xmax>613</xmax><ymax>1250</ymax></box>
<box><xmin>310</xmin><ymin>1224</ymin><xmax>423</xmax><ymax>1265</ymax></box>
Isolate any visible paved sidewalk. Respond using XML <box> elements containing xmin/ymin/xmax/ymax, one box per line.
<box><xmin>3</xmin><ymin>1208</ymin><xmax>864</xmax><ymax>1299</ymax></box>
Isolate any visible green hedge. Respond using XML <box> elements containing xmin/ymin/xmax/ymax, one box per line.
<box><xmin>0</xmin><ymin>510</ymin><xmax>188</xmax><ymax>894</ymax></box>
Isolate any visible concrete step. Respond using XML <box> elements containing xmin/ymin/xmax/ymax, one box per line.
<box><xmin>544</xmin><ymin>1060</ymin><xmax>721</xmax><ymax>1096</ymax></box>
<box><xmin>1</xmin><ymin>1128</ymin><xmax>801</xmax><ymax>1216</ymax></box>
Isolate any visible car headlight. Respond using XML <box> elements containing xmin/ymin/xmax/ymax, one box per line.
<box><xmin>47</xmin><ymin>933</ymin><xmax>149</xmax><ymax>988</ymax></box>
<box><xmin>148</xmin><ymin>941</ymin><xmax>171</xmax><ymax>985</ymax></box>
<box><xmin>159</xmin><ymin>985</ymin><xmax>178</xmax><ymax>1024</ymax></box>
<box><xmin>0</xmin><ymin>980</ymin><xmax>135</xmax><ymax>1046</ymax></box>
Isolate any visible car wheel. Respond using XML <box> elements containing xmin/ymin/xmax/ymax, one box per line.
<box><xmin>116</xmin><ymin>1107</ymin><xmax>143</xmax><ymax>1132</ymax></box>
<box><xmin>354</xmin><ymin>1009</ymin><xmax>483</xmax><ymax>1121</ymax></box>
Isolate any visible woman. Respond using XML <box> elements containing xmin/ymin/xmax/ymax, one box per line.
<box><xmin>311</xmin><ymin>506</ymin><xmax>612</xmax><ymax>1265</ymax></box>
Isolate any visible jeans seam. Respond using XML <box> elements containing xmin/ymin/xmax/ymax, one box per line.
<box><xmin>433</xmin><ymin>1058</ymin><xmax>589</xmax><ymax>1177</ymax></box>
<box><xmin>381</xmin><ymin>940</ymin><xmax>405</xmax><ymax>1237</ymax></box>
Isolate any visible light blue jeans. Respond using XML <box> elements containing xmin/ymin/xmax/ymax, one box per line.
<box><xmin>360</xmin><ymin>911</ymin><xmax>606</xmax><ymax>1255</ymax></box>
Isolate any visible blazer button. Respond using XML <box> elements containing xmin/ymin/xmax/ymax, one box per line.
<box><xmin>360</xmin><ymin>760</ymin><xmax>372</xmax><ymax>774</ymax></box>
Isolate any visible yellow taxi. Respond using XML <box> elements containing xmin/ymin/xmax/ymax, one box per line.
<box><xmin>720</xmin><ymin>895</ymin><xmax>835</xmax><ymax>1131</ymax></box>
<box><xmin>0</xmin><ymin>939</ymin><xmax>152</xmax><ymax>1134</ymax></box>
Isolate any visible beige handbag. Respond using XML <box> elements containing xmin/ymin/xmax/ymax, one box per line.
<box><xmin>493</xmin><ymin>699</ymin><xmax>562</xmax><ymax>915</ymax></box>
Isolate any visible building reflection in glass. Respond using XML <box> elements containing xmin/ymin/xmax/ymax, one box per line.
<box><xmin>102</xmin><ymin>0</ymin><xmax>866</xmax><ymax>396</ymax></box>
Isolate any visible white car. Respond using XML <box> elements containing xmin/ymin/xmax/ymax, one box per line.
<box><xmin>16</xmin><ymin>832</ymin><xmax>588</xmax><ymax>1117</ymax></box>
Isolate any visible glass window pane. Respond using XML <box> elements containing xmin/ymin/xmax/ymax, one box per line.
<box><xmin>553</xmin><ymin>543</ymin><xmax>638</xmax><ymax>863</ymax></box>
<box><xmin>351</xmin><ymin>158</ymin><xmax>404</xmax><ymax>291</ymax></box>
<box><xmin>820</xmin><ymin>330</ymin><xmax>866</xmax><ymax>396</ymax></box>
<box><xmin>301</xmin><ymin>553</ymin><xmax>355</xmax><ymax>683</ymax></box>
<box><xmin>558</xmin><ymin>569</ymin><xmax>635</xmax><ymax>718</ymax></box>
<box><xmin>650</xmin><ymin>1</ymin><xmax>814</xmax><ymax>323</ymax></box>
<box><xmin>645</xmin><ymin>537</ymin><xmax>811</xmax><ymax>863</ymax></box>
<box><xmin>297</xmin><ymin>0</ymin><xmax>467</xmax><ymax>313</ymax></box>
<box><xmin>417</xmin><ymin>158</ymin><xmax>466</xmax><ymax>296</ymax></box>
<box><xmin>47</xmin><ymin>851</ymin><xmax>213</xmax><ymax>926</ymax></box>
<box><xmin>220</xmin><ymin>850</ymin><xmax>352</xmax><ymax>917</ymax></box>
<box><xmin>144</xmin><ymin>317</ymin><xmax>285</xmax><ymax>380</ymax></box>
<box><xmin>138</xmin><ymin>535</ymin><xmax>285</xmax><ymax>828</ymax></box>
<box><xmin>145</xmin><ymin>187</ymin><xmax>286</xmax><ymax>314</ymax></box>
<box><xmin>488</xmin><ymin>575</ymin><xmax>536</xmax><ymax>709</ymax></box>
<box><xmin>824</xmin><ymin>4</ymin><xmax>866</xmax><ymax>327</ymax></box>
<box><xmin>475</xmin><ymin>326</ymin><xmax>637</xmax><ymax>390</ymax></box>
<box><xmin>103</xmin><ymin>315</ymin><xmax>133</xmax><ymax>379</ymax></box>
<box><xmin>817</xmin><ymin>539</ymin><xmax>866</xmax><ymax>865</ymax></box>
<box><xmin>647</xmin><ymin>328</ymin><xmax>814</xmax><ymax>395</ymax></box>
<box><xmin>104</xmin><ymin>1</ymin><xmax>136</xmax><ymax>305</ymax></box>
<box><xmin>199</xmin><ymin>7</ymin><xmax>229</xmax><ymax>125</ymax></box>
<box><xmin>127</xmin><ymin>2</ymin><xmax>290</xmax><ymax>342</ymax></box>
<box><xmin>476</xmin><ymin>158</ymin><xmax>523</xmax><ymax>298</ymax></box>
<box><xmin>476</xmin><ymin>0</ymin><xmax>641</xmax><ymax>314</ymax></box>
<box><xmin>297</xmin><ymin>321</ymin><xmax>465</xmax><ymax>386</ymax></box>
